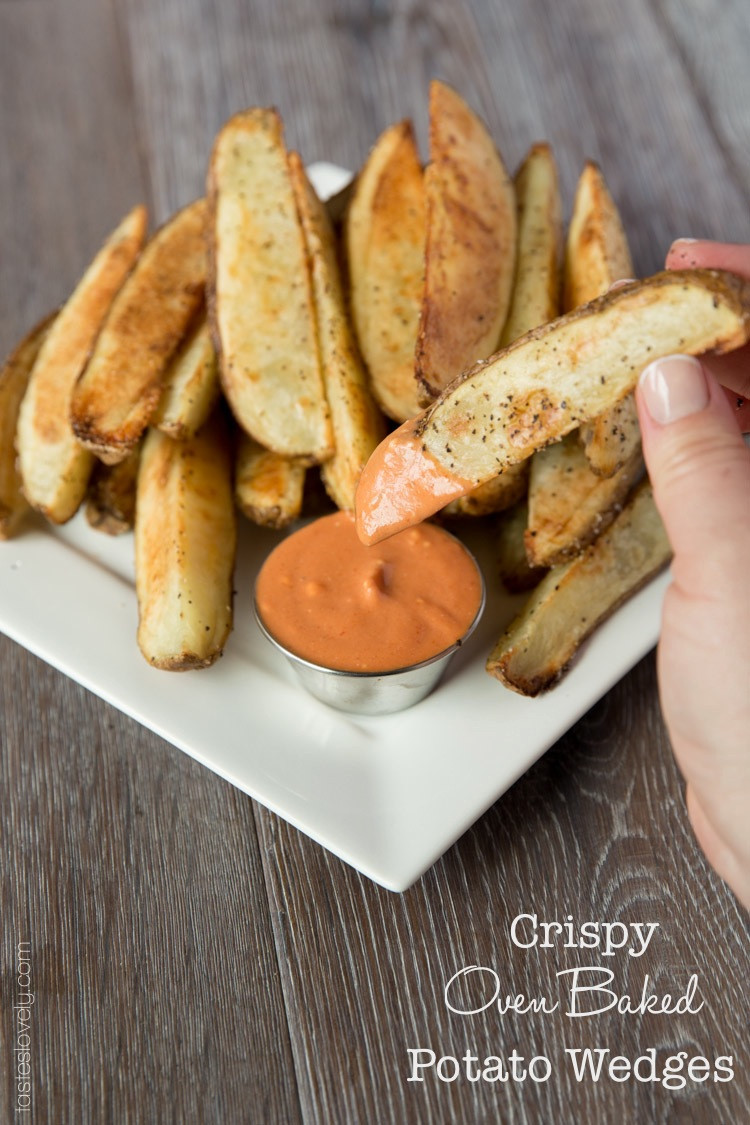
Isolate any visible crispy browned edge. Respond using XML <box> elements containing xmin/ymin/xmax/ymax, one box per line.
<box><xmin>414</xmin><ymin>268</ymin><xmax>750</xmax><ymax>445</ymax></box>
<box><xmin>85</xmin><ymin>447</ymin><xmax>140</xmax><ymax>534</ymax></box>
<box><xmin>70</xmin><ymin>200</ymin><xmax>204</xmax><ymax>463</ymax></box>
<box><xmin>0</xmin><ymin>310</ymin><xmax>58</xmax><ymax>535</ymax></box>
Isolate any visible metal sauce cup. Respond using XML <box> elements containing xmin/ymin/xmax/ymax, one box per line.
<box><xmin>253</xmin><ymin>538</ymin><xmax>485</xmax><ymax>716</ymax></box>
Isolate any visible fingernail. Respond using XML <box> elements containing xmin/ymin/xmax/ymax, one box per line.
<box><xmin>670</xmin><ymin>237</ymin><xmax>698</xmax><ymax>247</ymax></box>
<box><xmin>608</xmin><ymin>278</ymin><xmax>637</xmax><ymax>292</ymax></box>
<box><xmin>639</xmin><ymin>355</ymin><xmax>710</xmax><ymax>424</ymax></box>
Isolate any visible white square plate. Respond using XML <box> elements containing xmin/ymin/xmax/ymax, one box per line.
<box><xmin>0</xmin><ymin>163</ymin><xmax>668</xmax><ymax>891</ymax></box>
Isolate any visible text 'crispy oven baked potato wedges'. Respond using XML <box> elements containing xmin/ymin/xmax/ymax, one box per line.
<box><xmin>18</xmin><ymin>205</ymin><xmax>147</xmax><ymax>522</ymax></box>
<box><xmin>416</xmin><ymin>80</ymin><xmax>516</xmax><ymax>403</ymax></box>
<box><xmin>208</xmin><ymin>107</ymin><xmax>333</xmax><ymax>463</ymax></box>
<box><xmin>565</xmin><ymin>161</ymin><xmax>640</xmax><ymax>477</ymax></box>
<box><xmin>446</xmin><ymin>141</ymin><xmax>561</xmax><ymax>519</ymax></box>
<box><xmin>70</xmin><ymin>198</ymin><xmax>206</xmax><ymax>465</ymax></box>
<box><xmin>0</xmin><ymin>312</ymin><xmax>56</xmax><ymax>538</ymax></box>
<box><xmin>487</xmin><ymin>480</ymin><xmax>671</xmax><ymax>695</ymax></box>
<box><xmin>289</xmin><ymin>152</ymin><xmax>386</xmax><ymax>510</ymax></box>
<box><xmin>135</xmin><ymin>415</ymin><xmax>236</xmax><ymax>670</ymax></box>
<box><xmin>415</xmin><ymin>269</ymin><xmax>750</xmax><ymax>486</ymax></box>
<box><xmin>345</xmin><ymin>120</ymin><xmax>426</xmax><ymax>423</ymax></box>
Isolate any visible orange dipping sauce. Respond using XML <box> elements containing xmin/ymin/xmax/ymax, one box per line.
<box><xmin>255</xmin><ymin>511</ymin><xmax>483</xmax><ymax>673</ymax></box>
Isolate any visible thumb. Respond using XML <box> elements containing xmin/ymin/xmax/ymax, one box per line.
<box><xmin>635</xmin><ymin>354</ymin><xmax>750</xmax><ymax>596</ymax></box>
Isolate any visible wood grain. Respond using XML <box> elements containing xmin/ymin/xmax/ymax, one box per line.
<box><xmin>1</xmin><ymin>0</ymin><xmax>749</xmax><ymax>1122</ymax></box>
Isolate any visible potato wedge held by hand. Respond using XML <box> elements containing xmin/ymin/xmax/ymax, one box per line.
<box><xmin>208</xmin><ymin>108</ymin><xmax>333</xmax><ymax>462</ymax></box>
<box><xmin>152</xmin><ymin>314</ymin><xmax>219</xmax><ymax>440</ymax></box>
<box><xmin>416</xmin><ymin>80</ymin><xmax>516</xmax><ymax>402</ymax></box>
<box><xmin>0</xmin><ymin>312</ymin><xmax>57</xmax><ymax>537</ymax></box>
<box><xmin>290</xmin><ymin>153</ymin><xmax>385</xmax><ymax>509</ymax></box>
<box><xmin>18</xmin><ymin>206</ymin><xmax>147</xmax><ymax>521</ymax></box>
<box><xmin>71</xmin><ymin>199</ymin><xmax>206</xmax><ymax>464</ymax></box>
<box><xmin>345</xmin><ymin>120</ymin><xmax>426</xmax><ymax>422</ymax></box>
<box><xmin>565</xmin><ymin>161</ymin><xmax>639</xmax><ymax>477</ymax></box>
<box><xmin>487</xmin><ymin>480</ymin><xmax>671</xmax><ymax>695</ymax></box>
<box><xmin>135</xmin><ymin>416</ymin><xmax>236</xmax><ymax>670</ymax></box>
<box><xmin>416</xmin><ymin>270</ymin><xmax>750</xmax><ymax>486</ymax></box>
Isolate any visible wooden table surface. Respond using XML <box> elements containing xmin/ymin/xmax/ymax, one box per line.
<box><xmin>1</xmin><ymin>1</ymin><xmax>748</xmax><ymax>1122</ymax></box>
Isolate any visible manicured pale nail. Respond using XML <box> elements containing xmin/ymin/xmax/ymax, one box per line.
<box><xmin>638</xmin><ymin>355</ymin><xmax>710</xmax><ymax>424</ymax></box>
<box><xmin>670</xmin><ymin>237</ymin><xmax>698</xmax><ymax>246</ymax></box>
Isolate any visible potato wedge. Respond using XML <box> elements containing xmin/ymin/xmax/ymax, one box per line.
<box><xmin>416</xmin><ymin>80</ymin><xmax>516</xmax><ymax>402</ymax></box>
<box><xmin>487</xmin><ymin>480</ymin><xmax>671</xmax><ymax>695</ymax></box>
<box><xmin>152</xmin><ymin>313</ymin><xmax>219</xmax><ymax>440</ymax></box>
<box><xmin>563</xmin><ymin>161</ymin><xmax>633</xmax><ymax>309</ymax></box>
<box><xmin>415</xmin><ymin>270</ymin><xmax>750</xmax><ymax>487</ymax></box>
<box><xmin>70</xmin><ymin>199</ymin><xmax>206</xmax><ymax>465</ymax></box>
<box><xmin>18</xmin><ymin>205</ymin><xmax>147</xmax><ymax>521</ymax></box>
<box><xmin>449</xmin><ymin>143</ymin><xmax>561</xmax><ymax>518</ymax></box>
<box><xmin>345</xmin><ymin>120</ymin><xmax>425</xmax><ymax>422</ymax></box>
<box><xmin>0</xmin><ymin>312</ymin><xmax>56</xmax><ymax>537</ymax></box>
<box><xmin>85</xmin><ymin>445</ymin><xmax>140</xmax><ymax>535</ymax></box>
<box><xmin>135</xmin><ymin>416</ymin><xmax>236</xmax><ymax>670</ymax></box>
<box><xmin>235</xmin><ymin>433</ymin><xmax>306</xmax><ymax>530</ymax></box>
<box><xmin>289</xmin><ymin>152</ymin><xmax>386</xmax><ymax>510</ymax></box>
<box><xmin>497</xmin><ymin>502</ymin><xmax>546</xmax><ymax>594</ymax></box>
<box><xmin>525</xmin><ymin>433</ymin><xmax>644</xmax><ymax>567</ymax></box>
<box><xmin>565</xmin><ymin>161</ymin><xmax>639</xmax><ymax>477</ymax></box>
<box><xmin>500</xmin><ymin>143</ymin><xmax>562</xmax><ymax>347</ymax></box>
<box><xmin>207</xmin><ymin>108</ymin><xmax>333</xmax><ymax>462</ymax></box>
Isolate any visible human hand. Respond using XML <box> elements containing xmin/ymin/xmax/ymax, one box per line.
<box><xmin>634</xmin><ymin>240</ymin><xmax>750</xmax><ymax>909</ymax></box>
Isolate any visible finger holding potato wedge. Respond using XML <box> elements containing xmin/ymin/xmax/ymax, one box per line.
<box><xmin>235</xmin><ymin>433</ymin><xmax>306</xmax><ymax>530</ymax></box>
<box><xmin>135</xmin><ymin>414</ymin><xmax>236</xmax><ymax>670</ymax></box>
<box><xmin>345</xmin><ymin>120</ymin><xmax>426</xmax><ymax>422</ymax></box>
<box><xmin>152</xmin><ymin>313</ymin><xmax>220</xmax><ymax>440</ymax></box>
<box><xmin>208</xmin><ymin>107</ymin><xmax>333</xmax><ymax>462</ymax></box>
<box><xmin>565</xmin><ymin>161</ymin><xmax>640</xmax><ymax>477</ymax></box>
<box><xmin>289</xmin><ymin>152</ymin><xmax>386</xmax><ymax>510</ymax></box>
<box><xmin>70</xmin><ymin>198</ymin><xmax>207</xmax><ymax>465</ymax></box>
<box><xmin>18</xmin><ymin>205</ymin><xmax>147</xmax><ymax>522</ymax></box>
<box><xmin>0</xmin><ymin>312</ymin><xmax>57</xmax><ymax>537</ymax></box>
<box><xmin>416</xmin><ymin>80</ymin><xmax>516</xmax><ymax>403</ymax></box>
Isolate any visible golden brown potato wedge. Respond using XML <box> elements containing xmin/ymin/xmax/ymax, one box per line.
<box><xmin>207</xmin><ymin>108</ymin><xmax>333</xmax><ymax>462</ymax></box>
<box><xmin>0</xmin><ymin>312</ymin><xmax>56</xmax><ymax>537</ymax></box>
<box><xmin>563</xmin><ymin>161</ymin><xmax>633</xmax><ymax>309</ymax></box>
<box><xmin>449</xmin><ymin>142</ymin><xmax>561</xmax><ymax>518</ymax></box>
<box><xmin>415</xmin><ymin>270</ymin><xmax>750</xmax><ymax>488</ymax></box>
<box><xmin>85</xmin><ymin>445</ymin><xmax>140</xmax><ymax>535</ymax></box>
<box><xmin>487</xmin><ymin>480</ymin><xmax>671</xmax><ymax>695</ymax></box>
<box><xmin>565</xmin><ymin>161</ymin><xmax>639</xmax><ymax>477</ymax></box>
<box><xmin>289</xmin><ymin>152</ymin><xmax>386</xmax><ymax>510</ymax></box>
<box><xmin>416</xmin><ymin>80</ymin><xmax>516</xmax><ymax>402</ymax></box>
<box><xmin>500</xmin><ymin>142</ymin><xmax>562</xmax><ymax>347</ymax></box>
<box><xmin>496</xmin><ymin>502</ymin><xmax>547</xmax><ymax>594</ymax></box>
<box><xmin>152</xmin><ymin>313</ymin><xmax>219</xmax><ymax>440</ymax></box>
<box><xmin>18</xmin><ymin>205</ymin><xmax>147</xmax><ymax>521</ymax></box>
<box><xmin>345</xmin><ymin>120</ymin><xmax>425</xmax><ymax>422</ymax></box>
<box><xmin>135</xmin><ymin>417</ymin><xmax>236</xmax><ymax>670</ymax></box>
<box><xmin>525</xmin><ymin>433</ymin><xmax>644</xmax><ymax>567</ymax></box>
<box><xmin>71</xmin><ymin>199</ymin><xmax>206</xmax><ymax>465</ymax></box>
<box><xmin>235</xmin><ymin>433</ymin><xmax>306</xmax><ymax>530</ymax></box>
